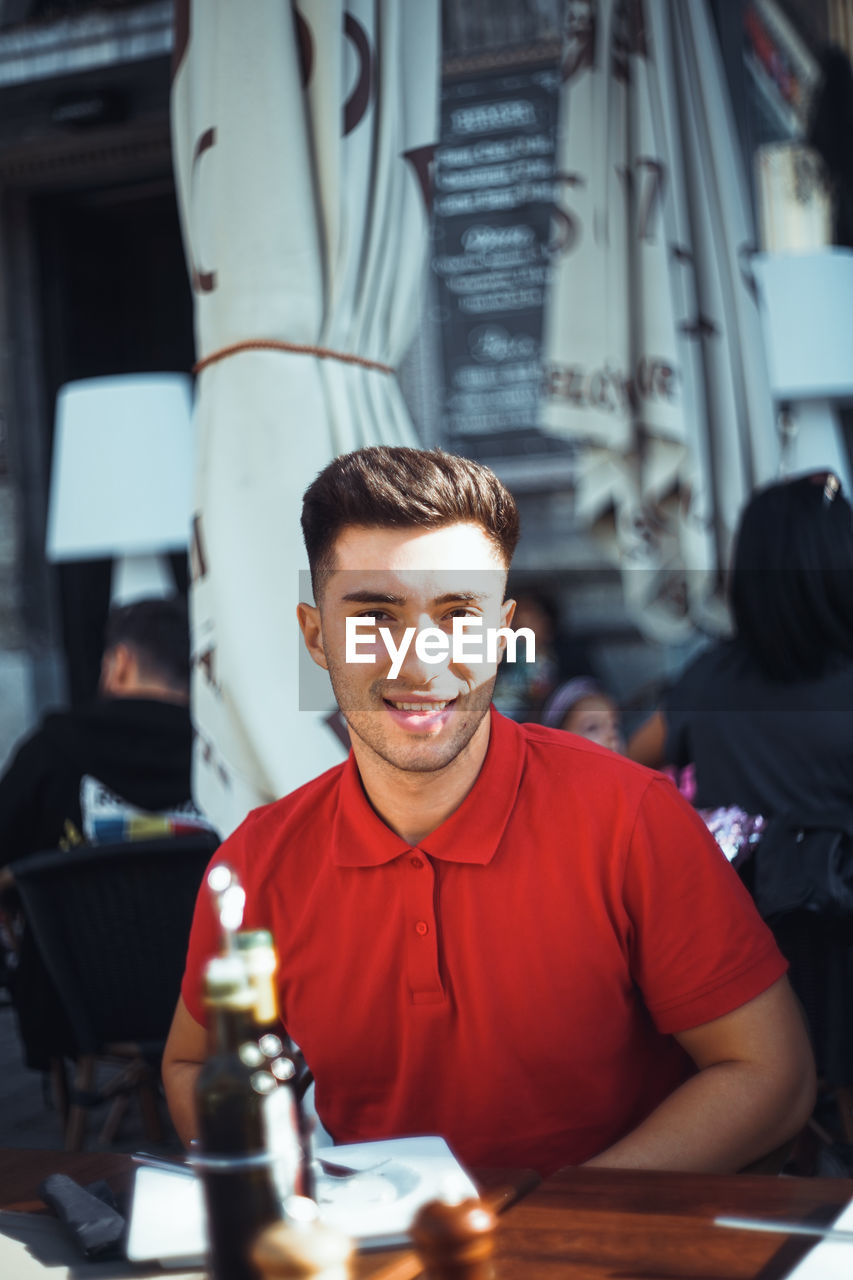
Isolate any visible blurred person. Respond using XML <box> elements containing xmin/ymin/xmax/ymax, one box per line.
<box><xmin>628</xmin><ymin>472</ymin><xmax>853</xmax><ymax>815</ymax></box>
<box><xmin>629</xmin><ymin>472</ymin><xmax>853</xmax><ymax>1113</ymax></box>
<box><xmin>542</xmin><ymin>676</ymin><xmax>625</xmax><ymax>753</ymax></box>
<box><xmin>492</xmin><ymin>586</ymin><xmax>596</xmax><ymax>721</ymax></box>
<box><xmin>0</xmin><ymin>596</ymin><xmax>212</xmax><ymax>1070</ymax></box>
<box><xmin>164</xmin><ymin>447</ymin><xmax>814</xmax><ymax>1177</ymax></box>
<box><xmin>0</xmin><ymin>596</ymin><xmax>206</xmax><ymax>855</ymax></box>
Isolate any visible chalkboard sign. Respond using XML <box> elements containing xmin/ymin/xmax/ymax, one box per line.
<box><xmin>432</xmin><ymin>62</ymin><xmax>571</xmax><ymax>463</ymax></box>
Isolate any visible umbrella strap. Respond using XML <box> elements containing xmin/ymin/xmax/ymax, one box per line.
<box><xmin>194</xmin><ymin>339</ymin><xmax>393</xmax><ymax>376</ymax></box>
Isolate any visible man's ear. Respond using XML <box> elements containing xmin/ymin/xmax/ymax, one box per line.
<box><xmin>99</xmin><ymin>642</ymin><xmax>137</xmax><ymax>694</ymax></box>
<box><xmin>296</xmin><ymin>602</ymin><xmax>328</xmax><ymax>671</ymax></box>
<box><xmin>496</xmin><ymin>597</ymin><xmax>517</xmax><ymax>661</ymax></box>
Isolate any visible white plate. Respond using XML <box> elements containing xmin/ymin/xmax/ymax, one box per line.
<box><xmin>126</xmin><ymin>1136</ymin><xmax>478</xmax><ymax>1263</ymax></box>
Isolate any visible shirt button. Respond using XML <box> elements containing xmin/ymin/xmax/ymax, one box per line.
<box><xmin>415</xmin><ymin>920</ymin><xmax>429</xmax><ymax>936</ymax></box>
<box><xmin>410</xmin><ymin>855</ymin><xmax>424</xmax><ymax>869</ymax></box>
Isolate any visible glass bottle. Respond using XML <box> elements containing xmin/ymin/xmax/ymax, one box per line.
<box><xmin>193</xmin><ymin>955</ymin><xmax>283</xmax><ymax>1280</ymax></box>
<box><xmin>235</xmin><ymin>929</ymin><xmax>316</xmax><ymax>1201</ymax></box>
<box><xmin>235</xmin><ymin>929</ymin><xmax>288</xmax><ymax>1058</ymax></box>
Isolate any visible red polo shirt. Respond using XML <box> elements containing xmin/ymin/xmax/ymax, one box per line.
<box><xmin>182</xmin><ymin>708</ymin><xmax>786</xmax><ymax>1174</ymax></box>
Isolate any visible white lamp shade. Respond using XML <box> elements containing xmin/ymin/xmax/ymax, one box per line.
<box><xmin>46</xmin><ymin>373</ymin><xmax>195</xmax><ymax>562</ymax></box>
<box><xmin>753</xmin><ymin>250</ymin><xmax>853</xmax><ymax>402</ymax></box>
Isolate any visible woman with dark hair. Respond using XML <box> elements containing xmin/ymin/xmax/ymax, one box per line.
<box><xmin>630</xmin><ymin>474</ymin><xmax>853</xmax><ymax>1132</ymax></box>
<box><xmin>628</xmin><ymin>472</ymin><xmax>853</xmax><ymax>814</ymax></box>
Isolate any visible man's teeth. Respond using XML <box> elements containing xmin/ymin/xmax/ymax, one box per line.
<box><xmin>389</xmin><ymin>700</ymin><xmax>449</xmax><ymax>712</ymax></box>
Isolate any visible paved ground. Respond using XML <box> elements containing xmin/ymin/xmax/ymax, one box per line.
<box><xmin>0</xmin><ymin>994</ymin><xmax>181</xmax><ymax>1154</ymax></box>
<box><xmin>0</xmin><ymin>1000</ymin><xmax>59</xmax><ymax>1149</ymax></box>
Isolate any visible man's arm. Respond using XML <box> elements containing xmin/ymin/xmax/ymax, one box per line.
<box><xmin>585</xmin><ymin>976</ymin><xmax>816</xmax><ymax>1172</ymax></box>
<box><xmin>162</xmin><ymin>995</ymin><xmax>208</xmax><ymax>1147</ymax></box>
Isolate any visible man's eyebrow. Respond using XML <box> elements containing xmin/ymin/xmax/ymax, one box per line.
<box><xmin>338</xmin><ymin>589</ymin><xmax>485</xmax><ymax>606</ymax></box>
<box><xmin>340</xmin><ymin>590</ymin><xmax>406</xmax><ymax>604</ymax></box>
<box><xmin>432</xmin><ymin>592</ymin><xmax>482</xmax><ymax>605</ymax></box>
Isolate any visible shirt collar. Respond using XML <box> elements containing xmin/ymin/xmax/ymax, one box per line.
<box><xmin>331</xmin><ymin>707</ymin><xmax>525</xmax><ymax>867</ymax></box>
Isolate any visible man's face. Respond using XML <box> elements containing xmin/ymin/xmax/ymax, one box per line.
<box><xmin>298</xmin><ymin>523</ymin><xmax>515</xmax><ymax>775</ymax></box>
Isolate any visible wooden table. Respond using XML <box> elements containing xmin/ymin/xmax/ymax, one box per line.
<box><xmin>1</xmin><ymin>1149</ymin><xmax>852</xmax><ymax>1278</ymax></box>
<box><xmin>485</xmin><ymin>1166</ymin><xmax>853</xmax><ymax>1280</ymax></box>
<box><xmin>0</xmin><ymin>1148</ymin><xmax>135</xmax><ymax>1213</ymax></box>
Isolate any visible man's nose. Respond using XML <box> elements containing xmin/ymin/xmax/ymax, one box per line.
<box><xmin>397</xmin><ymin>615</ymin><xmax>448</xmax><ymax>682</ymax></box>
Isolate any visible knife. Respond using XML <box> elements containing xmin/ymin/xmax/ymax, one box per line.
<box><xmin>715</xmin><ymin>1214</ymin><xmax>853</xmax><ymax>1244</ymax></box>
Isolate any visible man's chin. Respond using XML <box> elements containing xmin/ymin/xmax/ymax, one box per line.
<box><xmin>370</xmin><ymin>740</ymin><xmax>476</xmax><ymax>775</ymax></box>
<box><xmin>347</xmin><ymin>702</ymin><xmax>493</xmax><ymax>775</ymax></box>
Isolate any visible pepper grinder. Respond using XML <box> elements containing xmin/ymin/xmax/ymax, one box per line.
<box><xmin>409</xmin><ymin>1197</ymin><xmax>498</xmax><ymax>1280</ymax></box>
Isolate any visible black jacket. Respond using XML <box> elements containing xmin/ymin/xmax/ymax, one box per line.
<box><xmin>0</xmin><ymin>696</ymin><xmax>194</xmax><ymax>864</ymax></box>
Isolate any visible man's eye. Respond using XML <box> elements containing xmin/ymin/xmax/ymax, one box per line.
<box><xmin>445</xmin><ymin>607</ymin><xmax>479</xmax><ymax>619</ymax></box>
<box><xmin>353</xmin><ymin>610</ymin><xmax>391</xmax><ymax>622</ymax></box>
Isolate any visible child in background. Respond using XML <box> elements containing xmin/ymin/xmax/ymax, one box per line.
<box><xmin>542</xmin><ymin>677</ymin><xmax>625</xmax><ymax>754</ymax></box>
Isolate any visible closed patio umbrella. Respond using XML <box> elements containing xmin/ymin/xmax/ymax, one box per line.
<box><xmin>171</xmin><ymin>1</ymin><xmax>440</xmax><ymax>833</ymax></box>
<box><xmin>541</xmin><ymin>0</ymin><xmax>779</xmax><ymax>642</ymax></box>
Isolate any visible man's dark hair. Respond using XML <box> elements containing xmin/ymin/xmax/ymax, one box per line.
<box><xmin>301</xmin><ymin>446</ymin><xmax>520</xmax><ymax>595</ymax></box>
<box><xmin>729</xmin><ymin>473</ymin><xmax>853</xmax><ymax>681</ymax></box>
<box><xmin>103</xmin><ymin>596</ymin><xmax>190</xmax><ymax>691</ymax></box>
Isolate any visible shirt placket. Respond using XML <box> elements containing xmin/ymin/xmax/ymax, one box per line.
<box><xmin>401</xmin><ymin>850</ymin><xmax>445</xmax><ymax>1005</ymax></box>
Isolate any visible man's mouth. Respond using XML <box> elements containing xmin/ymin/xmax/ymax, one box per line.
<box><xmin>385</xmin><ymin>699</ymin><xmax>452</xmax><ymax>713</ymax></box>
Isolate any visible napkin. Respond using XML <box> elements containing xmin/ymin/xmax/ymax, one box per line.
<box><xmin>38</xmin><ymin>1173</ymin><xmax>126</xmax><ymax>1260</ymax></box>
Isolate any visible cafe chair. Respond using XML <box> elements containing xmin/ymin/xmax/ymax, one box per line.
<box><xmin>738</xmin><ymin>814</ymin><xmax>853</xmax><ymax>1168</ymax></box>
<box><xmin>769</xmin><ymin>911</ymin><xmax>853</xmax><ymax>1161</ymax></box>
<box><xmin>10</xmin><ymin>831</ymin><xmax>219</xmax><ymax>1151</ymax></box>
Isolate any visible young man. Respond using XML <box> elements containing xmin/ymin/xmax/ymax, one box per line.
<box><xmin>164</xmin><ymin>447</ymin><xmax>815</xmax><ymax>1174</ymax></box>
<box><xmin>0</xmin><ymin>596</ymin><xmax>201</xmax><ymax>857</ymax></box>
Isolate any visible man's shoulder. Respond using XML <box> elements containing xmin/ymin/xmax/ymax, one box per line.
<box><xmin>517</xmin><ymin>719</ymin><xmax>658</xmax><ymax>792</ymax></box>
<box><xmin>228</xmin><ymin>757</ymin><xmax>349</xmax><ymax>849</ymax></box>
<box><xmin>489</xmin><ymin>714</ymin><xmax>676</xmax><ymax>835</ymax></box>
<box><xmin>7</xmin><ymin>706</ymin><xmax>81</xmax><ymax>766</ymax></box>
<box><xmin>36</xmin><ymin>697</ymin><xmax>189</xmax><ymax>742</ymax></box>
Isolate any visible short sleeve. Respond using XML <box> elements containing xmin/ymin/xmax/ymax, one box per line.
<box><xmin>622</xmin><ymin>776</ymin><xmax>787</xmax><ymax>1034</ymax></box>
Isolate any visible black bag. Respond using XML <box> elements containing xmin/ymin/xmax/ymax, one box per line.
<box><xmin>753</xmin><ymin>811</ymin><xmax>853</xmax><ymax>921</ymax></box>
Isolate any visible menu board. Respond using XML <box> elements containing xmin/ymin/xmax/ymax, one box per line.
<box><xmin>432</xmin><ymin>61</ymin><xmax>569</xmax><ymax>462</ymax></box>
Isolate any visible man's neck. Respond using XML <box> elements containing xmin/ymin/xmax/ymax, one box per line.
<box><xmin>351</xmin><ymin>714</ymin><xmax>492</xmax><ymax>846</ymax></box>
